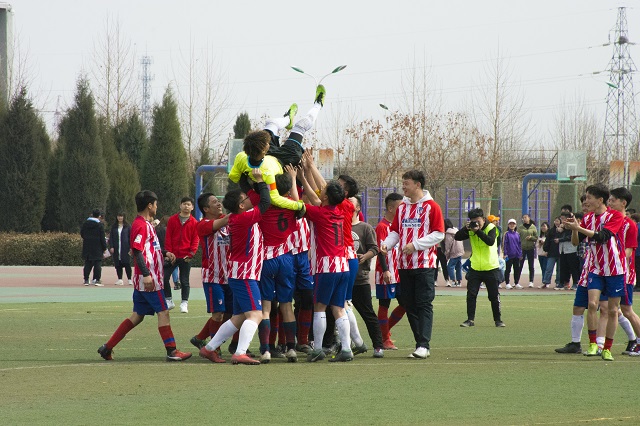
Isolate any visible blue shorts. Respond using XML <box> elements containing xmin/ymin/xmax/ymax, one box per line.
<box><xmin>376</xmin><ymin>283</ymin><xmax>398</xmax><ymax>300</ymax></box>
<box><xmin>621</xmin><ymin>284</ymin><xmax>634</xmax><ymax>306</ymax></box>
<box><xmin>313</xmin><ymin>272</ymin><xmax>349</xmax><ymax>308</ymax></box>
<box><xmin>132</xmin><ymin>289</ymin><xmax>168</xmax><ymax>316</ymax></box>
<box><xmin>293</xmin><ymin>251</ymin><xmax>314</xmax><ymax>290</ymax></box>
<box><xmin>587</xmin><ymin>273</ymin><xmax>625</xmax><ymax>298</ymax></box>
<box><xmin>203</xmin><ymin>283</ymin><xmax>233</xmax><ymax>313</ymax></box>
<box><xmin>574</xmin><ymin>285</ymin><xmax>609</xmax><ymax>308</ymax></box>
<box><xmin>345</xmin><ymin>258</ymin><xmax>359</xmax><ymax>301</ymax></box>
<box><xmin>228</xmin><ymin>278</ymin><xmax>262</xmax><ymax>315</ymax></box>
<box><xmin>261</xmin><ymin>253</ymin><xmax>295</xmax><ymax>303</ymax></box>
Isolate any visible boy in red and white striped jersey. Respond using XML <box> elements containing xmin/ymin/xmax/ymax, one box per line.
<box><xmin>98</xmin><ymin>190</ymin><xmax>192</xmax><ymax>362</ymax></box>
<box><xmin>381</xmin><ymin>170</ymin><xmax>444</xmax><ymax>360</ymax></box>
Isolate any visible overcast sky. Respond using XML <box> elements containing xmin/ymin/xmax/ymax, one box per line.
<box><xmin>11</xmin><ymin>0</ymin><xmax>640</xmax><ymax>149</ymax></box>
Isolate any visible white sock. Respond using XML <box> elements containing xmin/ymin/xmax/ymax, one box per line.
<box><xmin>618</xmin><ymin>313</ymin><xmax>636</xmax><ymax>340</ymax></box>
<box><xmin>205</xmin><ymin>320</ymin><xmax>238</xmax><ymax>351</ymax></box>
<box><xmin>596</xmin><ymin>336</ymin><xmax>605</xmax><ymax>348</ymax></box>
<box><xmin>336</xmin><ymin>315</ymin><xmax>351</xmax><ymax>351</ymax></box>
<box><xmin>313</xmin><ymin>312</ymin><xmax>326</xmax><ymax>348</ymax></box>
<box><xmin>291</xmin><ymin>104</ymin><xmax>321</xmax><ymax>135</ymax></box>
<box><xmin>236</xmin><ymin>320</ymin><xmax>259</xmax><ymax>355</ymax></box>
<box><xmin>346</xmin><ymin>307</ymin><xmax>364</xmax><ymax>346</ymax></box>
<box><xmin>264</xmin><ymin>116</ymin><xmax>290</xmax><ymax>135</ymax></box>
<box><xmin>571</xmin><ymin>315</ymin><xmax>584</xmax><ymax>343</ymax></box>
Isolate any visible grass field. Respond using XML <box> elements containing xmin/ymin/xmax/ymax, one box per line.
<box><xmin>2</xmin><ymin>292</ymin><xmax>640</xmax><ymax>425</ymax></box>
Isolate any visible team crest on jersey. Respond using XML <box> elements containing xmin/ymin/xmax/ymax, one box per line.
<box><xmin>418</xmin><ymin>207</ymin><xmax>424</xmax><ymax>214</ymax></box>
<box><xmin>390</xmin><ymin>287</ymin><xmax>395</xmax><ymax>293</ymax></box>
<box><xmin>134</xmin><ymin>235</ymin><xmax>142</xmax><ymax>244</ymax></box>
<box><xmin>402</xmin><ymin>218</ymin><xmax>421</xmax><ymax>228</ymax></box>
<box><xmin>218</xmin><ymin>299</ymin><xmax>223</xmax><ymax>305</ymax></box>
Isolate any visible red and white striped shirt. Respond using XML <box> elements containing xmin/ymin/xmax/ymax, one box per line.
<box><xmin>131</xmin><ymin>215</ymin><xmax>163</xmax><ymax>291</ymax></box>
<box><xmin>227</xmin><ymin>208</ymin><xmax>264</xmax><ymax>280</ymax></box>
<box><xmin>247</xmin><ymin>190</ymin><xmax>295</xmax><ymax>260</ymax></box>
<box><xmin>305</xmin><ymin>204</ymin><xmax>349</xmax><ymax>274</ymax></box>
<box><xmin>289</xmin><ymin>218</ymin><xmax>311</xmax><ymax>255</ymax></box>
<box><xmin>581</xmin><ymin>208</ymin><xmax>626</xmax><ymax>277</ymax></box>
<box><xmin>578</xmin><ymin>249</ymin><xmax>592</xmax><ymax>288</ymax></box>
<box><xmin>622</xmin><ymin>216</ymin><xmax>638</xmax><ymax>285</ymax></box>
<box><xmin>375</xmin><ymin>218</ymin><xmax>400</xmax><ymax>284</ymax></box>
<box><xmin>384</xmin><ymin>193</ymin><xmax>445</xmax><ymax>270</ymax></box>
<box><xmin>197</xmin><ymin>217</ymin><xmax>229</xmax><ymax>284</ymax></box>
<box><xmin>337</xmin><ymin>199</ymin><xmax>357</xmax><ymax>260</ymax></box>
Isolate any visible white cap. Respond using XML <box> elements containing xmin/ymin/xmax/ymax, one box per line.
<box><xmin>508</xmin><ymin>218</ymin><xmax>517</xmax><ymax>225</ymax></box>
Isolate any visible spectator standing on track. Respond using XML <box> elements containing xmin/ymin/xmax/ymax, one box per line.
<box><xmin>81</xmin><ymin>209</ymin><xmax>107</xmax><ymax>286</ymax></box>
<box><xmin>109</xmin><ymin>212</ymin><xmax>132</xmax><ymax>286</ymax></box>
<box><xmin>518</xmin><ymin>214</ymin><xmax>538</xmax><ymax>288</ymax></box>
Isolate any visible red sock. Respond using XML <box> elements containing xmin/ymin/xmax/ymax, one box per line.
<box><xmin>196</xmin><ymin>318</ymin><xmax>213</xmax><ymax>340</ymax></box>
<box><xmin>378</xmin><ymin>306</ymin><xmax>390</xmax><ymax>341</ymax></box>
<box><xmin>604</xmin><ymin>337</ymin><xmax>614</xmax><ymax>350</ymax></box>
<box><xmin>588</xmin><ymin>330</ymin><xmax>597</xmax><ymax>344</ymax></box>
<box><xmin>158</xmin><ymin>325</ymin><xmax>176</xmax><ymax>351</ymax></box>
<box><xmin>269</xmin><ymin>312</ymin><xmax>279</xmax><ymax>346</ymax></box>
<box><xmin>209</xmin><ymin>319</ymin><xmax>222</xmax><ymax>339</ymax></box>
<box><xmin>297</xmin><ymin>309</ymin><xmax>312</xmax><ymax>345</ymax></box>
<box><xmin>278</xmin><ymin>314</ymin><xmax>286</xmax><ymax>346</ymax></box>
<box><xmin>106</xmin><ymin>318</ymin><xmax>135</xmax><ymax>349</ymax></box>
<box><xmin>389</xmin><ymin>306</ymin><xmax>406</xmax><ymax>330</ymax></box>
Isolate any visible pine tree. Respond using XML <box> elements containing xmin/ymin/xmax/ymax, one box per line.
<box><xmin>58</xmin><ymin>77</ymin><xmax>109</xmax><ymax>233</ymax></box>
<box><xmin>41</xmin><ymin>144</ymin><xmax>63</xmax><ymax>232</ymax></box>
<box><xmin>233</xmin><ymin>112</ymin><xmax>251</xmax><ymax>139</ymax></box>
<box><xmin>0</xmin><ymin>88</ymin><xmax>51</xmax><ymax>232</ymax></box>
<box><xmin>113</xmin><ymin>110</ymin><xmax>148</xmax><ymax>172</ymax></box>
<box><xmin>141</xmin><ymin>86</ymin><xmax>188</xmax><ymax>216</ymax></box>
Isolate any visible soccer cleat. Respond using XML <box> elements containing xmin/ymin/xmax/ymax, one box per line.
<box><xmin>555</xmin><ymin>342</ymin><xmax>582</xmax><ymax>354</ymax></box>
<box><xmin>284</xmin><ymin>103</ymin><xmax>298</xmax><ymax>130</ymax></box>
<box><xmin>352</xmin><ymin>343</ymin><xmax>368</xmax><ymax>356</ymax></box>
<box><xmin>382</xmin><ymin>339</ymin><xmax>398</xmax><ymax>350</ymax></box>
<box><xmin>259</xmin><ymin>351</ymin><xmax>271</xmax><ymax>364</ymax></box>
<box><xmin>285</xmin><ymin>348</ymin><xmax>298</xmax><ymax>363</ymax></box>
<box><xmin>97</xmin><ymin>344</ymin><xmax>113</xmax><ymax>360</ymax></box>
<box><xmin>166</xmin><ymin>349</ymin><xmax>192</xmax><ymax>362</ymax></box>
<box><xmin>460</xmin><ymin>319</ymin><xmax>475</xmax><ymax>327</ymax></box>
<box><xmin>373</xmin><ymin>348</ymin><xmax>384</xmax><ymax>358</ymax></box>
<box><xmin>329</xmin><ymin>350</ymin><xmax>354</xmax><ymax>362</ymax></box>
<box><xmin>190</xmin><ymin>336</ymin><xmax>207</xmax><ymax>350</ymax></box>
<box><xmin>629</xmin><ymin>345</ymin><xmax>640</xmax><ymax>356</ymax></box>
<box><xmin>505</xmin><ymin>284</ymin><xmax>513</xmax><ymax>290</ymax></box>
<box><xmin>84</xmin><ymin>280</ymin><xmax>90</xmax><ymax>286</ymax></box>
<box><xmin>180</xmin><ymin>301</ymin><xmax>188</xmax><ymax>313</ymax></box>
<box><xmin>514</xmin><ymin>284</ymin><xmax>523</xmax><ymax>289</ymax></box>
<box><xmin>601</xmin><ymin>349</ymin><xmax>614</xmax><ymax>361</ymax></box>
<box><xmin>295</xmin><ymin>343</ymin><xmax>312</xmax><ymax>354</ymax></box>
<box><xmin>307</xmin><ymin>349</ymin><xmax>326</xmax><ymax>362</ymax></box>
<box><xmin>231</xmin><ymin>353</ymin><xmax>260</xmax><ymax>365</ymax></box>
<box><xmin>166</xmin><ymin>299</ymin><xmax>175</xmax><ymax>310</ymax></box>
<box><xmin>314</xmin><ymin>84</ymin><xmax>326</xmax><ymax>107</ymax></box>
<box><xmin>199</xmin><ymin>347</ymin><xmax>225</xmax><ymax>363</ymax></box>
<box><xmin>115</xmin><ymin>279</ymin><xmax>123</xmax><ymax>286</ymax></box>
<box><xmin>271</xmin><ymin>345</ymin><xmax>285</xmax><ymax>358</ymax></box>
<box><xmin>412</xmin><ymin>347</ymin><xmax>430</xmax><ymax>359</ymax></box>
<box><xmin>495</xmin><ymin>321</ymin><xmax>506</xmax><ymax>327</ymax></box>
<box><xmin>584</xmin><ymin>343</ymin><xmax>599</xmax><ymax>356</ymax></box>
<box><xmin>622</xmin><ymin>340</ymin><xmax>637</xmax><ymax>355</ymax></box>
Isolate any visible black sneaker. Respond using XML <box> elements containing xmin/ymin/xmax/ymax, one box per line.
<box><xmin>460</xmin><ymin>320</ymin><xmax>475</xmax><ymax>327</ymax></box>
<box><xmin>555</xmin><ymin>342</ymin><xmax>582</xmax><ymax>354</ymax></box>
<box><xmin>622</xmin><ymin>340</ymin><xmax>637</xmax><ymax>355</ymax></box>
<box><xmin>97</xmin><ymin>344</ymin><xmax>113</xmax><ymax>360</ymax></box>
<box><xmin>190</xmin><ymin>336</ymin><xmax>207</xmax><ymax>350</ymax></box>
<box><xmin>495</xmin><ymin>321</ymin><xmax>506</xmax><ymax>327</ymax></box>
<box><xmin>174</xmin><ymin>282</ymin><xmax>181</xmax><ymax>290</ymax></box>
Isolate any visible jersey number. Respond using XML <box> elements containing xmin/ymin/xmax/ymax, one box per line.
<box><xmin>277</xmin><ymin>213</ymin><xmax>289</xmax><ymax>232</ymax></box>
<box><xmin>332</xmin><ymin>222</ymin><xmax>344</xmax><ymax>246</ymax></box>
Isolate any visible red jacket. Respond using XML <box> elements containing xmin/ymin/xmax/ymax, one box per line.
<box><xmin>165</xmin><ymin>213</ymin><xmax>199</xmax><ymax>259</ymax></box>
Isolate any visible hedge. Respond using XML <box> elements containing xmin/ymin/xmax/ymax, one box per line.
<box><xmin>0</xmin><ymin>233</ymin><xmax>203</xmax><ymax>267</ymax></box>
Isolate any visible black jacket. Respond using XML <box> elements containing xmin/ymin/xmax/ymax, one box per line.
<box><xmin>81</xmin><ymin>218</ymin><xmax>107</xmax><ymax>261</ymax></box>
<box><xmin>109</xmin><ymin>224</ymin><xmax>131</xmax><ymax>264</ymax></box>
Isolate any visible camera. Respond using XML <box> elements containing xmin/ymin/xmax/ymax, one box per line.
<box><xmin>468</xmin><ymin>221</ymin><xmax>480</xmax><ymax>230</ymax></box>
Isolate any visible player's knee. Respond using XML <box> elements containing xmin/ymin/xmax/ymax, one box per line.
<box><xmin>212</xmin><ymin>312</ymin><xmax>224</xmax><ymax>322</ymax></box>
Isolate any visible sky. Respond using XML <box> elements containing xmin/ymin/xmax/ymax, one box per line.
<box><xmin>10</xmin><ymin>0</ymin><xmax>640</xmax><ymax>151</ymax></box>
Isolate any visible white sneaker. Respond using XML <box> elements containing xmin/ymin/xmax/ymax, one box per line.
<box><xmin>166</xmin><ymin>299</ymin><xmax>175</xmax><ymax>310</ymax></box>
<box><xmin>480</xmin><ymin>283</ymin><xmax>486</xmax><ymax>289</ymax></box>
<box><xmin>446</xmin><ymin>280</ymin><xmax>452</xmax><ymax>287</ymax></box>
<box><xmin>114</xmin><ymin>279</ymin><xmax>123</xmax><ymax>286</ymax></box>
<box><xmin>180</xmin><ymin>301</ymin><xmax>188</xmax><ymax>313</ymax></box>
<box><xmin>260</xmin><ymin>351</ymin><xmax>271</xmax><ymax>363</ymax></box>
<box><xmin>412</xmin><ymin>347</ymin><xmax>430</xmax><ymax>359</ymax></box>
<box><xmin>515</xmin><ymin>284</ymin><xmax>524</xmax><ymax>289</ymax></box>
<box><xmin>434</xmin><ymin>282</ymin><xmax>438</xmax><ymax>287</ymax></box>
<box><xmin>506</xmin><ymin>284</ymin><xmax>513</xmax><ymax>290</ymax></box>
<box><xmin>528</xmin><ymin>282</ymin><xmax>534</xmax><ymax>288</ymax></box>
<box><xmin>128</xmin><ymin>279</ymin><xmax>133</xmax><ymax>285</ymax></box>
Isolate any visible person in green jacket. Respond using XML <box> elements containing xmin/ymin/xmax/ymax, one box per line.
<box><xmin>455</xmin><ymin>208</ymin><xmax>505</xmax><ymax>328</ymax></box>
<box><xmin>518</xmin><ymin>214</ymin><xmax>538</xmax><ymax>288</ymax></box>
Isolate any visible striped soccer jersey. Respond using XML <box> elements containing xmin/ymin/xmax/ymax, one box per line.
<box><xmin>227</xmin><ymin>208</ymin><xmax>264</xmax><ymax>281</ymax></box>
<box><xmin>375</xmin><ymin>218</ymin><xmax>400</xmax><ymax>284</ymax></box>
<box><xmin>197</xmin><ymin>217</ymin><xmax>229</xmax><ymax>284</ymax></box>
<box><xmin>305</xmin><ymin>204</ymin><xmax>349</xmax><ymax>274</ymax></box>
<box><xmin>622</xmin><ymin>216</ymin><xmax>638</xmax><ymax>285</ymax></box>
<box><xmin>288</xmin><ymin>218</ymin><xmax>311</xmax><ymax>255</ymax></box>
<box><xmin>581</xmin><ymin>208</ymin><xmax>626</xmax><ymax>277</ymax></box>
<box><xmin>247</xmin><ymin>190</ymin><xmax>295</xmax><ymax>260</ymax></box>
<box><xmin>130</xmin><ymin>215</ymin><xmax>164</xmax><ymax>292</ymax></box>
<box><xmin>337</xmin><ymin>199</ymin><xmax>357</xmax><ymax>260</ymax></box>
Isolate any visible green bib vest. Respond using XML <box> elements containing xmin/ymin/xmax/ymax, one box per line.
<box><xmin>470</xmin><ymin>223</ymin><xmax>499</xmax><ymax>271</ymax></box>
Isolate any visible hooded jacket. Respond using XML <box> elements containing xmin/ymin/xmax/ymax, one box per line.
<box><xmin>81</xmin><ymin>217</ymin><xmax>107</xmax><ymax>261</ymax></box>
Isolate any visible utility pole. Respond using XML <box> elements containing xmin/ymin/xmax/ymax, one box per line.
<box><xmin>140</xmin><ymin>55</ymin><xmax>153</xmax><ymax>129</ymax></box>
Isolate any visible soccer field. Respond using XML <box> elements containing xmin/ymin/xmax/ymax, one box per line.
<box><xmin>1</xmin><ymin>290</ymin><xmax>640</xmax><ymax>425</ymax></box>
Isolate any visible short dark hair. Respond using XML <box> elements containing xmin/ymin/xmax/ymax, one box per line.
<box><xmin>610</xmin><ymin>187</ymin><xmax>632</xmax><ymax>208</ymax></box>
<box><xmin>468</xmin><ymin>208</ymin><xmax>484</xmax><ymax>219</ymax></box>
<box><xmin>560</xmin><ymin>204</ymin><xmax>573</xmax><ymax>213</ymax></box>
<box><xmin>627</xmin><ymin>208</ymin><xmax>637</xmax><ymax>215</ymax></box>
<box><xmin>325</xmin><ymin>181</ymin><xmax>345</xmax><ymax>206</ymax></box>
<box><xmin>385</xmin><ymin>192</ymin><xmax>403</xmax><ymax>208</ymax></box>
<box><xmin>338</xmin><ymin>175</ymin><xmax>359</xmax><ymax>198</ymax></box>
<box><xmin>243</xmin><ymin>130</ymin><xmax>270</xmax><ymax>159</ymax></box>
<box><xmin>275</xmin><ymin>173</ymin><xmax>292</xmax><ymax>196</ymax></box>
<box><xmin>181</xmin><ymin>196</ymin><xmax>194</xmax><ymax>205</ymax></box>
<box><xmin>135</xmin><ymin>190</ymin><xmax>158</xmax><ymax>212</ymax></box>
<box><xmin>580</xmin><ymin>194</ymin><xmax>586</xmax><ymax>203</ymax></box>
<box><xmin>444</xmin><ymin>218</ymin><xmax>454</xmax><ymax>230</ymax></box>
<box><xmin>574</xmin><ymin>212</ymin><xmax>584</xmax><ymax>220</ymax></box>
<box><xmin>222</xmin><ymin>189</ymin><xmax>243</xmax><ymax>214</ymax></box>
<box><xmin>585</xmin><ymin>183</ymin><xmax>609</xmax><ymax>204</ymax></box>
<box><xmin>402</xmin><ymin>170</ymin><xmax>425</xmax><ymax>189</ymax></box>
<box><xmin>197</xmin><ymin>192</ymin><xmax>215</xmax><ymax>216</ymax></box>
<box><xmin>91</xmin><ymin>209</ymin><xmax>101</xmax><ymax>218</ymax></box>
<box><xmin>353</xmin><ymin>195</ymin><xmax>362</xmax><ymax>209</ymax></box>
<box><xmin>631</xmin><ymin>213</ymin><xmax>640</xmax><ymax>223</ymax></box>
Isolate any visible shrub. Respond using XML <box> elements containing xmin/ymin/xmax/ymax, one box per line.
<box><xmin>0</xmin><ymin>233</ymin><xmax>84</xmax><ymax>266</ymax></box>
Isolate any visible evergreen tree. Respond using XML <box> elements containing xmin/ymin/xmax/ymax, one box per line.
<box><xmin>141</xmin><ymin>86</ymin><xmax>188</xmax><ymax>215</ymax></box>
<box><xmin>553</xmin><ymin>182</ymin><xmax>577</xmax><ymax>218</ymax></box>
<box><xmin>233</xmin><ymin>112</ymin><xmax>251</xmax><ymax>139</ymax></box>
<box><xmin>0</xmin><ymin>88</ymin><xmax>51</xmax><ymax>232</ymax></box>
<box><xmin>113</xmin><ymin>110</ymin><xmax>148</xmax><ymax>172</ymax></box>
<box><xmin>58</xmin><ymin>77</ymin><xmax>109</xmax><ymax>233</ymax></box>
<box><xmin>41</xmin><ymin>144</ymin><xmax>63</xmax><ymax>232</ymax></box>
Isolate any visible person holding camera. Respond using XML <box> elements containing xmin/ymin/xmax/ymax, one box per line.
<box><xmin>455</xmin><ymin>208</ymin><xmax>505</xmax><ymax>327</ymax></box>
